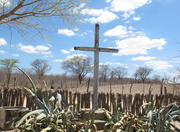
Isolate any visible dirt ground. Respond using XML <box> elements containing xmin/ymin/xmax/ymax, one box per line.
<box><xmin>69</xmin><ymin>83</ymin><xmax>179</xmax><ymax>95</ymax></box>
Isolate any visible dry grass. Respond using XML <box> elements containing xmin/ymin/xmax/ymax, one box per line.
<box><xmin>69</xmin><ymin>83</ymin><xmax>179</xmax><ymax>95</ymax></box>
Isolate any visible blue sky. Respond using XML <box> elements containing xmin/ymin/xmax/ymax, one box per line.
<box><xmin>0</xmin><ymin>0</ymin><xmax>180</xmax><ymax>78</ymax></box>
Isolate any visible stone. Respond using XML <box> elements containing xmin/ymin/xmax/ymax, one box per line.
<box><xmin>94</xmin><ymin>120</ymin><xmax>106</xmax><ymax>130</ymax></box>
<box><xmin>79</xmin><ymin>108</ymin><xmax>111</xmax><ymax>130</ymax></box>
<box><xmin>80</xmin><ymin>108</ymin><xmax>110</xmax><ymax>121</ymax></box>
<box><xmin>0</xmin><ymin>106</ymin><xmax>29</xmax><ymax>130</ymax></box>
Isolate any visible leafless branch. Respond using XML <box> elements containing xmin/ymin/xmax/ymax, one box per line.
<box><xmin>0</xmin><ymin>0</ymin><xmax>82</xmax><ymax>37</ymax></box>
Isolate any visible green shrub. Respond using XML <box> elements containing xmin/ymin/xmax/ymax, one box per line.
<box><xmin>104</xmin><ymin>99</ymin><xmax>180</xmax><ymax>132</ymax></box>
<box><xmin>15</xmin><ymin>67</ymin><xmax>96</xmax><ymax>132</ymax></box>
<box><xmin>15</xmin><ymin>67</ymin><xmax>180</xmax><ymax>132</ymax></box>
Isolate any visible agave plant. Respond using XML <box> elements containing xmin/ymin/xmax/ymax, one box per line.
<box><xmin>104</xmin><ymin>112</ymin><xmax>148</xmax><ymax>132</ymax></box>
<box><xmin>104</xmin><ymin>94</ymin><xmax>180</xmax><ymax>132</ymax></box>
<box><xmin>15</xmin><ymin>67</ymin><xmax>97</xmax><ymax>132</ymax></box>
<box><xmin>142</xmin><ymin>90</ymin><xmax>180</xmax><ymax>132</ymax></box>
<box><xmin>144</xmin><ymin>102</ymin><xmax>180</xmax><ymax>132</ymax></box>
<box><xmin>104</xmin><ymin>103</ymin><xmax>149</xmax><ymax>132</ymax></box>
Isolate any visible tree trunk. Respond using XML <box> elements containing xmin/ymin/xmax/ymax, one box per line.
<box><xmin>142</xmin><ymin>82</ymin><xmax>145</xmax><ymax>94</ymax></box>
<box><xmin>78</xmin><ymin>75</ymin><xmax>82</xmax><ymax>84</ymax></box>
<box><xmin>86</xmin><ymin>78</ymin><xmax>90</xmax><ymax>93</ymax></box>
<box><xmin>110</xmin><ymin>78</ymin><xmax>112</xmax><ymax>94</ymax></box>
<box><xmin>6</xmin><ymin>70</ymin><xmax>11</xmax><ymax>88</ymax></box>
<box><xmin>142</xmin><ymin>79</ymin><xmax>145</xmax><ymax>94</ymax></box>
<box><xmin>129</xmin><ymin>82</ymin><xmax>133</xmax><ymax>94</ymax></box>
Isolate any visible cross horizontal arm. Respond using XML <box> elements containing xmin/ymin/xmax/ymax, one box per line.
<box><xmin>74</xmin><ymin>46</ymin><xmax>119</xmax><ymax>53</ymax></box>
<box><xmin>99</xmin><ymin>48</ymin><xmax>119</xmax><ymax>53</ymax></box>
<box><xmin>74</xmin><ymin>47</ymin><xmax>95</xmax><ymax>52</ymax></box>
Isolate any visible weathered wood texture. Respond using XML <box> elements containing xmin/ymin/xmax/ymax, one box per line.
<box><xmin>74</xmin><ymin>24</ymin><xmax>118</xmax><ymax>109</ymax></box>
<box><xmin>0</xmin><ymin>88</ymin><xmax>180</xmax><ymax>115</ymax></box>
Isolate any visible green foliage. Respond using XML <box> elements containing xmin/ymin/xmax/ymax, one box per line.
<box><xmin>0</xmin><ymin>59</ymin><xmax>19</xmax><ymax>70</ymax></box>
<box><xmin>0</xmin><ymin>59</ymin><xmax>19</xmax><ymax>87</ymax></box>
<box><xmin>15</xmin><ymin>68</ymin><xmax>180</xmax><ymax>131</ymax></box>
<box><xmin>104</xmin><ymin>107</ymin><xmax>148</xmax><ymax>132</ymax></box>
<box><xmin>15</xmin><ymin>106</ymin><xmax>79</xmax><ymax>132</ymax></box>
<box><xmin>144</xmin><ymin>102</ymin><xmax>180</xmax><ymax>132</ymax></box>
<box><xmin>62</xmin><ymin>55</ymin><xmax>91</xmax><ymax>84</ymax></box>
<box><xmin>15</xmin><ymin>67</ymin><xmax>96</xmax><ymax>132</ymax></box>
<box><xmin>104</xmin><ymin>99</ymin><xmax>180</xmax><ymax>132</ymax></box>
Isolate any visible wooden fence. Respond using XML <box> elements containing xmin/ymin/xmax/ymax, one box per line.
<box><xmin>0</xmin><ymin>88</ymin><xmax>180</xmax><ymax>115</ymax></box>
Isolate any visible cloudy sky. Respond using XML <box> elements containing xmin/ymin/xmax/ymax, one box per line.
<box><xmin>0</xmin><ymin>0</ymin><xmax>180</xmax><ymax>77</ymax></box>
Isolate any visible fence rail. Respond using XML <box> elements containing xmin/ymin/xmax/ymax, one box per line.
<box><xmin>0</xmin><ymin>88</ymin><xmax>180</xmax><ymax>115</ymax></box>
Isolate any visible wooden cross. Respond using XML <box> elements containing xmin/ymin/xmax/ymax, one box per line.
<box><xmin>74</xmin><ymin>24</ymin><xmax>118</xmax><ymax>109</ymax></box>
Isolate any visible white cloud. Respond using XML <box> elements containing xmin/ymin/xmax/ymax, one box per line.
<box><xmin>169</xmin><ymin>71</ymin><xmax>180</xmax><ymax>80</ymax></box>
<box><xmin>133</xmin><ymin>17</ymin><xmax>141</xmax><ymax>21</ymax></box>
<box><xmin>81</xmin><ymin>8</ymin><xmax>118</xmax><ymax>23</ymax></box>
<box><xmin>0</xmin><ymin>50</ymin><xmax>5</xmax><ymax>54</ymax></box>
<box><xmin>53</xmin><ymin>54</ymin><xmax>89</xmax><ymax>63</ymax></box>
<box><xmin>12</xmin><ymin>54</ymin><xmax>19</xmax><ymax>57</ymax></box>
<box><xmin>41</xmin><ymin>51</ymin><xmax>52</xmax><ymax>55</ymax></box>
<box><xmin>66</xmin><ymin>54</ymin><xmax>89</xmax><ymax>59</ymax></box>
<box><xmin>73</xmin><ymin>3</ymin><xmax>86</xmax><ymax>14</ymax></box>
<box><xmin>35</xmin><ymin>45</ymin><xmax>49</xmax><ymax>51</ymax></box>
<box><xmin>103</xmin><ymin>39</ymin><xmax>108</xmax><ymax>42</ymax></box>
<box><xmin>122</xmin><ymin>10</ymin><xmax>135</xmax><ymax>19</ymax></box>
<box><xmin>53</xmin><ymin>59</ymin><xmax>64</xmax><ymax>63</ymax></box>
<box><xmin>100</xmin><ymin>62</ymin><xmax>128</xmax><ymax>68</ymax></box>
<box><xmin>0</xmin><ymin>38</ymin><xmax>7</xmax><ymax>46</ymax></box>
<box><xmin>104</xmin><ymin>25</ymin><xmax>144</xmax><ymax>38</ymax></box>
<box><xmin>18</xmin><ymin>43</ymin><xmax>51</xmax><ymax>55</ymax></box>
<box><xmin>106</xmin><ymin>0</ymin><xmax>152</xmax><ymax>12</ymax></box>
<box><xmin>61</xmin><ymin>50</ymin><xmax>70</xmax><ymax>54</ymax></box>
<box><xmin>144</xmin><ymin>60</ymin><xmax>173</xmax><ymax>70</ymax></box>
<box><xmin>114</xmin><ymin>36</ymin><xmax>166</xmax><ymax>55</ymax></box>
<box><xmin>18</xmin><ymin>44</ymin><xmax>37</xmax><ymax>53</ymax></box>
<box><xmin>46</xmin><ymin>44</ymin><xmax>53</xmax><ymax>48</ymax></box>
<box><xmin>0</xmin><ymin>0</ymin><xmax>10</xmax><ymax>6</ymax></box>
<box><xmin>44</xmin><ymin>56</ymin><xmax>53</xmax><ymax>58</ymax></box>
<box><xmin>79</xmin><ymin>30</ymin><xmax>92</xmax><ymax>37</ymax></box>
<box><xmin>58</xmin><ymin>29</ymin><xmax>76</xmax><ymax>36</ymax></box>
<box><xmin>60</xmin><ymin>48</ymin><xmax>74</xmax><ymax>54</ymax></box>
<box><xmin>73</xmin><ymin>27</ymin><xmax>79</xmax><ymax>32</ymax></box>
<box><xmin>132</xmin><ymin>56</ymin><xmax>156</xmax><ymax>61</ymax></box>
<box><xmin>80</xmin><ymin>32</ymin><xmax>88</xmax><ymax>37</ymax></box>
<box><xmin>104</xmin><ymin>25</ymin><xmax>131</xmax><ymax>38</ymax></box>
<box><xmin>169</xmin><ymin>58</ymin><xmax>180</xmax><ymax>64</ymax></box>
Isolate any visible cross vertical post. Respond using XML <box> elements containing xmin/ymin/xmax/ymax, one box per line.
<box><xmin>74</xmin><ymin>24</ymin><xmax>118</xmax><ymax>109</ymax></box>
<box><xmin>93</xmin><ymin>24</ymin><xmax>99</xmax><ymax>109</ymax></box>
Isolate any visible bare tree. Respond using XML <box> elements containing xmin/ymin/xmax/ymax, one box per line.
<box><xmin>114</xmin><ymin>67</ymin><xmax>128</xmax><ymax>94</ymax></box>
<box><xmin>0</xmin><ymin>0</ymin><xmax>82</xmax><ymax>36</ymax></box>
<box><xmin>0</xmin><ymin>59</ymin><xmax>18</xmax><ymax>88</ymax></box>
<box><xmin>15</xmin><ymin>68</ymin><xmax>33</xmax><ymax>87</ymax></box>
<box><xmin>62</xmin><ymin>55</ymin><xmax>91</xmax><ymax>84</ymax></box>
<box><xmin>134</xmin><ymin>66</ymin><xmax>152</xmax><ymax>93</ymax></box>
<box><xmin>152</xmin><ymin>74</ymin><xmax>161</xmax><ymax>83</ymax></box>
<box><xmin>99</xmin><ymin>64</ymin><xmax>110</xmax><ymax>82</ymax></box>
<box><xmin>31</xmin><ymin>59</ymin><xmax>51</xmax><ymax>80</ymax></box>
<box><xmin>176</xmin><ymin>67</ymin><xmax>180</xmax><ymax>79</ymax></box>
<box><xmin>109</xmin><ymin>68</ymin><xmax>116</xmax><ymax>93</ymax></box>
<box><xmin>114</xmin><ymin>67</ymin><xmax>128</xmax><ymax>80</ymax></box>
